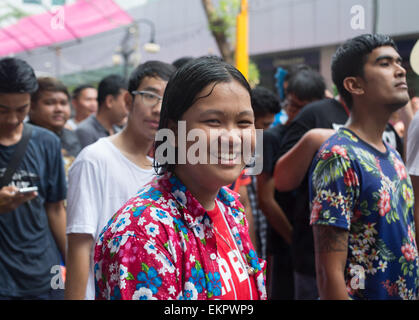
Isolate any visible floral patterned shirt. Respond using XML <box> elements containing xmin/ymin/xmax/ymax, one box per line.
<box><xmin>94</xmin><ymin>173</ymin><xmax>267</xmax><ymax>300</ymax></box>
<box><xmin>309</xmin><ymin>128</ymin><xmax>419</xmax><ymax>300</ymax></box>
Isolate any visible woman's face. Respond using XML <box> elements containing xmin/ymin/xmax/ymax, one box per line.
<box><xmin>174</xmin><ymin>80</ymin><xmax>255</xmax><ymax>190</ymax></box>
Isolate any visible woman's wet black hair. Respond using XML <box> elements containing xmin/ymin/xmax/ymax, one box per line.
<box><xmin>153</xmin><ymin>56</ymin><xmax>251</xmax><ymax>175</ymax></box>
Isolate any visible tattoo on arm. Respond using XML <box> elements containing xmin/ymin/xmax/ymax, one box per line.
<box><xmin>313</xmin><ymin>225</ymin><xmax>349</xmax><ymax>253</ymax></box>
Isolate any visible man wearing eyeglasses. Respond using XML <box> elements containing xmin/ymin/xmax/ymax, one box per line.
<box><xmin>75</xmin><ymin>75</ymin><xmax>128</xmax><ymax>149</ymax></box>
<box><xmin>65</xmin><ymin>61</ymin><xmax>176</xmax><ymax>300</ymax></box>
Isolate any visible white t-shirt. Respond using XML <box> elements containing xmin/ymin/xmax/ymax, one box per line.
<box><xmin>66</xmin><ymin>137</ymin><xmax>155</xmax><ymax>299</ymax></box>
<box><xmin>407</xmin><ymin>112</ymin><xmax>419</xmax><ymax>176</ymax></box>
<box><xmin>66</xmin><ymin>118</ymin><xmax>78</xmax><ymax>131</ymax></box>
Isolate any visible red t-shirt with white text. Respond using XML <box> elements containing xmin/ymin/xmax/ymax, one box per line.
<box><xmin>207</xmin><ymin>201</ymin><xmax>259</xmax><ymax>300</ymax></box>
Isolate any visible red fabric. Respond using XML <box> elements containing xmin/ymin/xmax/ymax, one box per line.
<box><xmin>207</xmin><ymin>201</ymin><xmax>259</xmax><ymax>300</ymax></box>
<box><xmin>228</xmin><ymin>170</ymin><xmax>251</xmax><ymax>193</ymax></box>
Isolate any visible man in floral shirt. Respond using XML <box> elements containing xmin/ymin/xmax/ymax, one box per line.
<box><xmin>309</xmin><ymin>34</ymin><xmax>419</xmax><ymax>300</ymax></box>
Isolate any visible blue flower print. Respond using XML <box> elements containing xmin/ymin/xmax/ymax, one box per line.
<box><xmin>169</xmin><ymin>176</ymin><xmax>187</xmax><ymax>192</ymax></box>
<box><xmin>133</xmin><ymin>205</ymin><xmax>149</xmax><ymax>217</ymax></box>
<box><xmin>189</xmin><ymin>266</ymin><xmax>205</xmax><ymax>293</ymax></box>
<box><xmin>247</xmin><ymin>249</ymin><xmax>261</xmax><ymax>271</ymax></box>
<box><xmin>230</xmin><ymin>208</ymin><xmax>240</xmax><ymax>218</ymax></box>
<box><xmin>154</xmin><ymin>208</ymin><xmax>169</xmax><ymax>220</ymax></box>
<box><xmin>233</xmin><ymin>232</ymin><xmax>242</xmax><ymax>246</ymax></box>
<box><xmin>207</xmin><ymin>272</ymin><xmax>222</xmax><ymax>297</ymax></box>
<box><xmin>173</xmin><ymin>217</ymin><xmax>188</xmax><ymax>235</ymax></box>
<box><xmin>142</xmin><ymin>187</ymin><xmax>162</xmax><ymax>201</ymax></box>
<box><xmin>136</xmin><ymin>265</ymin><xmax>162</xmax><ymax>295</ymax></box>
<box><xmin>110</xmin><ymin>286</ymin><xmax>122</xmax><ymax>300</ymax></box>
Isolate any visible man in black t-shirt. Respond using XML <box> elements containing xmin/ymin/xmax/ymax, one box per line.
<box><xmin>0</xmin><ymin>58</ymin><xmax>67</xmax><ymax>299</ymax></box>
<box><xmin>276</xmin><ymin>97</ymin><xmax>403</xmax><ymax>300</ymax></box>
<box><xmin>257</xmin><ymin>68</ymin><xmax>326</xmax><ymax>299</ymax></box>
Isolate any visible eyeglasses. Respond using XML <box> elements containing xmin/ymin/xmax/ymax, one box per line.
<box><xmin>132</xmin><ymin>90</ymin><xmax>163</xmax><ymax>108</ymax></box>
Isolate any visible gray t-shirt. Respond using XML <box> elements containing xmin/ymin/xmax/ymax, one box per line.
<box><xmin>76</xmin><ymin>115</ymin><xmax>121</xmax><ymax>149</ymax></box>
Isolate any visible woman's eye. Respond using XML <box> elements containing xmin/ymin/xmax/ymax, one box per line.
<box><xmin>238</xmin><ymin>120</ymin><xmax>253</xmax><ymax>126</ymax></box>
<box><xmin>205</xmin><ymin>119</ymin><xmax>220</xmax><ymax>124</ymax></box>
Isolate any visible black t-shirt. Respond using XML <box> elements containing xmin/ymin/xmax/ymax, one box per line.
<box><xmin>262</xmin><ymin>124</ymin><xmax>295</xmax><ymax>255</ymax></box>
<box><xmin>0</xmin><ymin>123</ymin><xmax>67</xmax><ymax>297</ymax></box>
<box><xmin>277</xmin><ymin>98</ymin><xmax>403</xmax><ymax>276</ymax></box>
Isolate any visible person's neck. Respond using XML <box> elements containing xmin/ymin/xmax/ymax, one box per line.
<box><xmin>96</xmin><ymin>110</ymin><xmax>115</xmax><ymax>135</ymax></box>
<box><xmin>0</xmin><ymin>123</ymin><xmax>24</xmax><ymax>146</ymax></box>
<box><xmin>345</xmin><ymin>102</ymin><xmax>390</xmax><ymax>153</ymax></box>
<box><xmin>174</xmin><ymin>167</ymin><xmax>218</xmax><ymax>211</ymax></box>
<box><xmin>109</xmin><ymin>124</ymin><xmax>154</xmax><ymax>169</ymax></box>
<box><xmin>74</xmin><ymin>113</ymin><xmax>86</xmax><ymax>124</ymax></box>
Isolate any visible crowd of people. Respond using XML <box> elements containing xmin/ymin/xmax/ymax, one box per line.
<box><xmin>0</xmin><ymin>33</ymin><xmax>418</xmax><ymax>300</ymax></box>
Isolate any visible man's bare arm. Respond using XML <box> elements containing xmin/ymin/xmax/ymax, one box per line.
<box><xmin>313</xmin><ymin>224</ymin><xmax>350</xmax><ymax>300</ymax></box>
<box><xmin>274</xmin><ymin>129</ymin><xmax>334</xmax><ymax>192</ymax></box>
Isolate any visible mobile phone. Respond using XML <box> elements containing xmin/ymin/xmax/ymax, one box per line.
<box><xmin>18</xmin><ymin>186</ymin><xmax>38</xmax><ymax>194</ymax></box>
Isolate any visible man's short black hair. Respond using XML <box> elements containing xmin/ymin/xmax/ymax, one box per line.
<box><xmin>332</xmin><ymin>33</ymin><xmax>397</xmax><ymax>107</ymax></box>
<box><xmin>128</xmin><ymin>61</ymin><xmax>176</xmax><ymax>96</ymax></box>
<box><xmin>0</xmin><ymin>57</ymin><xmax>38</xmax><ymax>94</ymax></box>
<box><xmin>31</xmin><ymin>77</ymin><xmax>70</xmax><ymax>103</ymax></box>
<box><xmin>287</xmin><ymin>69</ymin><xmax>326</xmax><ymax>101</ymax></box>
<box><xmin>72</xmin><ymin>84</ymin><xmax>96</xmax><ymax>100</ymax></box>
<box><xmin>97</xmin><ymin>74</ymin><xmax>127</xmax><ymax>107</ymax></box>
<box><xmin>172</xmin><ymin>56</ymin><xmax>194</xmax><ymax>69</ymax></box>
<box><xmin>251</xmin><ymin>86</ymin><xmax>281</xmax><ymax>118</ymax></box>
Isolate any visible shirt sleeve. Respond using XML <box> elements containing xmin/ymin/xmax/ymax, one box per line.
<box><xmin>94</xmin><ymin>231</ymin><xmax>181</xmax><ymax>300</ymax></box>
<box><xmin>278</xmin><ymin>121</ymin><xmax>310</xmax><ymax>157</ymax></box>
<box><xmin>309</xmin><ymin>145</ymin><xmax>360</xmax><ymax>231</ymax></box>
<box><xmin>45</xmin><ymin>136</ymin><xmax>67</xmax><ymax>203</ymax></box>
<box><xmin>66</xmin><ymin>158</ymin><xmax>100</xmax><ymax>236</ymax></box>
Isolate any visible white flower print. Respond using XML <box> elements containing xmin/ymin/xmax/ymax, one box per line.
<box><xmin>119</xmin><ymin>264</ymin><xmax>128</xmax><ymax>280</ymax></box>
<box><xmin>144</xmin><ymin>240</ymin><xmax>158</xmax><ymax>255</ymax></box>
<box><xmin>110</xmin><ymin>212</ymin><xmax>132</xmax><ymax>233</ymax></box>
<box><xmin>132</xmin><ymin>287</ymin><xmax>157</xmax><ymax>300</ymax></box>
<box><xmin>138</xmin><ymin>216</ymin><xmax>146</xmax><ymax>226</ymax></box>
<box><xmin>168</xmin><ymin>285</ymin><xmax>176</xmax><ymax>296</ymax></box>
<box><xmin>377</xmin><ymin>260</ymin><xmax>388</xmax><ymax>272</ymax></box>
<box><xmin>166</xmin><ymin>240</ymin><xmax>177</xmax><ymax>263</ymax></box>
<box><xmin>172</xmin><ymin>190</ymin><xmax>187</xmax><ymax>207</ymax></box>
<box><xmin>108</xmin><ymin>231</ymin><xmax>134</xmax><ymax>254</ymax></box>
<box><xmin>182</xmin><ymin>281</ymin><xmax>198</xmax><ymax>300</ymax></box>
<box><xmin>150</xmin><ymin>207</ymin><xmax>172</xmax><ymax>226</ymax></box>
<box><xmin>156</xmin><ymin>252</ymin><xmax>175</xmax><ymax>274</ymax></box>
<box><xmin>145</xmin><ymin>222</ymin><xmax>160</xmax><ymax>237</ymax></box>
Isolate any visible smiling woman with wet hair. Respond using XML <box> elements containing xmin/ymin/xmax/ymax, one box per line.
<box><xmin>94</xmin><ymin>56</ymin><xmax>267</xmax><ymax>300</ymax></box>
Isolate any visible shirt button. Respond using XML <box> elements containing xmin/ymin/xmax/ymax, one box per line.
<box><xmin>210</xmin><ymin>253</ymin><xmax>217</xmax><ymax>260</ymax></box>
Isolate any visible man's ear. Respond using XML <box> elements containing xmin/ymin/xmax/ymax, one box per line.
<box><xmin>105</xmin><ymin>94</ymin><xmax>114</xmax><ymax>109</ymax></box>
<box><xmin>343</xmin><ymin>76</ymin><xmax>365</xmax><ymax>97</ymax></box>
<box><xmin>124</xmin><ymin>91</ymin><xmax>133</xmax><ymax>113</ymax></box>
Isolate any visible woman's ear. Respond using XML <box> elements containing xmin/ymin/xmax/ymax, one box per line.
<box><xmin>167</xmin><ymin>119</ymin><xmax>178</xmax><ymax>147</ymax></box>
<box><xmin>343</xmin><ymin>76</ymin><xmax>365</xmax><ymax>98</ymax></box>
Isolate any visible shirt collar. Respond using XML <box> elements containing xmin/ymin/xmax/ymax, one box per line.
<box><xmin>158</xmin><ymin>172</ymin><xmax>241</xmax><ymax>228</ymax></box>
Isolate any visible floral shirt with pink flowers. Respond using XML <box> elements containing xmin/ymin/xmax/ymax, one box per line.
<box><xmin>94</xmin><ymin>172</ymin><xmax>267</xmax><ymax>300</ymax></box>
<box><xmin>309</xmin><ymin>128</ymin><xmax>419</xmax><ymax>300</ymax></box>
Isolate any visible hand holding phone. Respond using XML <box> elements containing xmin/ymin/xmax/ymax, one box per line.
<box><xmin>18</xmin><ymin>186</ymin><xmax>38</xmax><ymax>194</ymax></box>
<box><xmin>0</xmin><ymin>186</ymin><xmax>37</xmax><ymax>214</ymax></box>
